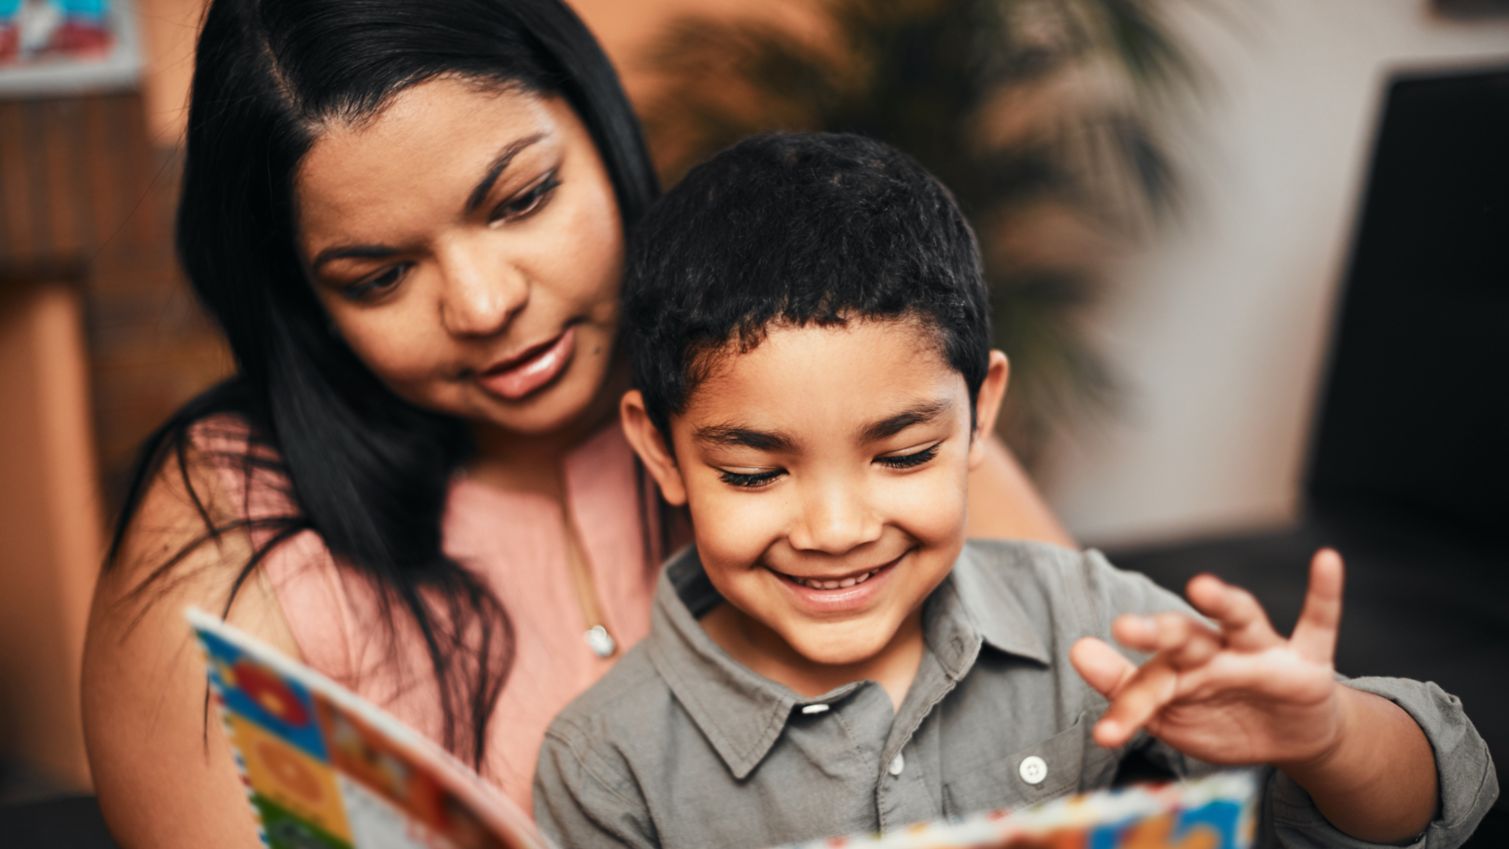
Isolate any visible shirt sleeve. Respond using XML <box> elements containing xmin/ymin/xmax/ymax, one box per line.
<box><xmin>1263</xmin><ymin>676</ymin><xmax>1498</xmax><ymax>849</ymax></box>
<box><xmin>1080</xmin><ymin>550</ymin><xmax>1499</xmax><ymax>848</ymax></box>
<box><xmin>533</xmin><ymin>722</ymin><xmax>660</xmax><ymax>849</ymax></box>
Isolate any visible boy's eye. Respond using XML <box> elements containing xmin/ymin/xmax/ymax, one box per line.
<box><xmin>489</xmin><ymin>172</ymin><xmax>561</xmax><ymax>224</ymax></box>
<box><xmin>341</xmin><ymin>262</ymin><xmax>411</xmax><ymax>302</ymax></box>
<box><xmin>876</xmin><ymin>443</ymin><xmax>941</xmax><ymax>470</ymax></box>
<box><xmin>717</xmin><ymin>468</ymin><xmax>785</xmax><ymax>489</ymax></box>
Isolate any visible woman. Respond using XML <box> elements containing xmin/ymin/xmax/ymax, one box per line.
<box><xmin>81</xmin><ymin>0</ymin><xmax>1071</xmax><ymax>846</ymax></box>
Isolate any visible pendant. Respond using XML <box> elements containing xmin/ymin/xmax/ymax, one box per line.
<box><xmin>584</xmin><ymin>624</ymin><xmax>617</xmax><ymax>658</ymax></box>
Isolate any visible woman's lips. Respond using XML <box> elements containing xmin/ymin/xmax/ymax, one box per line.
<box><xmin>477</xmin><ymin>327</ymin><xmax>575</xmax><ymax>401</ymax></box>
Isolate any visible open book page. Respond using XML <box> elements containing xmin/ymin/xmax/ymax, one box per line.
<box><xmin>188</xmin><ymin>608</ymin><xmax>551</xmax><ymax>849</ymax></box>
<box><xmin>772</xmin><ymin>770</ymin><xmax>1259</xmax><ymax>849</ymax></box>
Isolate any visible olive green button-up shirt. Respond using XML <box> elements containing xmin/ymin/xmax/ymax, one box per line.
<box><xmin>534</xmin><ymin>540</ymin><xmax>1496</xmax><ymax>849</ymax></box>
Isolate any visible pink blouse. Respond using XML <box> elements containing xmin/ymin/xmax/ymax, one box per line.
<box><xmin>203</xmin><ymin>417</ymin><xmax>660</xmax><ymax>814</ymax></box>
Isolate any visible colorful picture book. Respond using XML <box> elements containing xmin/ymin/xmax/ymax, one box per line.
<box><xmin>775</xmin><ymin>771</ymin><xmax>1259</xmax><ymax>849</ymax></box>
<box><xmin>190</xmin><ymin>608</ymin><xmax>1258</xmax><ymax>849</ymax></box>
<box><xmin>188</xmin><ymin>608</ymin><xmax>549</xmax><ymax>849</ymax></box>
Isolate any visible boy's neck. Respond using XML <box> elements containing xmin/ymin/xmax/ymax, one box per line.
<box><xmin>700</xmin><ymin>603</ymin><xmax>926</xmax><ymax>711</ymax></box>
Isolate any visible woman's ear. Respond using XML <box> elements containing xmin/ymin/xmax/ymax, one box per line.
<box><xmin>967</xmin><ymin>351</ymin><xmax>1010</xmax><ymax>469</ymax></box>
<box><xmin>620</xmin><ymin>390</ymin><xmax>689</xmax><ymax>506</ymax></box>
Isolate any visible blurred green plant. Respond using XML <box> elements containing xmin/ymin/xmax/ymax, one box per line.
<box><xmin>638</xmin><ymin>0</ymin><xmax>1212</xmax><ymax>468</ymax></box>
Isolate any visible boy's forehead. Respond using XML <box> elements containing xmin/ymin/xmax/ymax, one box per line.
<box><xmin>676</xmin><ymin>319</ymin><xmax>965</xmax><ymax>435</ymax></box>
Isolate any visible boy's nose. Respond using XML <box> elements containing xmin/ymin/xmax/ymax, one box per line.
<box><xmin>438</xmin><ymin>244</ymin><xmax>529</xmax><ymax>338</ymax></box>
<box><xmin>789</xmin><ymin>480</ymin><xmax>883</xmax><ymax>554</ymax></box>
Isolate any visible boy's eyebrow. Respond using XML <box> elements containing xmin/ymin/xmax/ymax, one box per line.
<box><xmin>857</xmin><ymin>400</ymin><xmax>952</xmax><ymax>443</ymax></box>
<box><xmin>693</xmin><ymin>424</ymin><xmax>796</xmax><ymax>453</ymax></box>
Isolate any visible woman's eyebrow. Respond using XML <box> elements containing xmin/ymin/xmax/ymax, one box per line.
<box><xmin>856</xmin><ymin>399</ymin><xmax>951</xmax><ymax>443</ymax></box>
<box><xmin>311</xmin><ymin>243</ymin><xmax>399</xmax><ymax>272</ymax></box>
<box><xmin>310</xmin><ymin>133</ymin><xmax>550</xmax><ymax>272</ymax></box>
<box><xmin>463</xmin><ymin>132</ymin><xmax>547</xmax><ymax>215</ymax></box>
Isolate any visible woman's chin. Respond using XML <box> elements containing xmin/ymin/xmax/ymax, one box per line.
<box><xmin>466</xmin><ymin>366</ymin><xmax>615</xmax><ymax>439</ymax></box>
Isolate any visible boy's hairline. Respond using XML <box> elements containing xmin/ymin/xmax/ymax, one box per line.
<box><xmin>646</xmin><ymin>312</ymin><xmax>986</xmax><ymax>443</ymax></box>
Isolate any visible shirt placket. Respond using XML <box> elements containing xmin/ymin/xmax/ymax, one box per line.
<box><xmin>875</xmin><ymin>651</ymin><xmax>961</xmax><ymax>831</ymax></box>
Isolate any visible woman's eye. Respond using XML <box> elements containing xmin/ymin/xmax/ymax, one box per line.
<box><xmin>717</xmin><ymin>468</ymin><xmax>785</xmax><ymax>489</ymax></box>
<box><xmin>342</xmin><ymin>263</ymin><xmax>410</xmax><ymax>302</ymax></box>
<box><xmin>876</xmin><ymin>443</ymin><xmax>941</xmax><ymax>470</ymax></box>
<box><xmin>489</xmin><ymin>173</ymin><xmax>561</xmax><ymax>224</ymax></box>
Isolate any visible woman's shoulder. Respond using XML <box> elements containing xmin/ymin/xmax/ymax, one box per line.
<box><xmin>177</xmin><ymin>411</ymin><xmax>301</xmax><ymax>521</ymax></box>
<box><xmin>85</xmin><ymin>406</ymin><xmax>308</xmax><ymax>848</ymax></box>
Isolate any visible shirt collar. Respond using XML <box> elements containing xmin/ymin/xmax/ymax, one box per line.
<box><xmin>645</xmin><ymin>542</ymin><xmax>1050</xmax><ymax>780</ymax></box>
<box><xmin>940</xmin><ymin>542</ymin><xmax>1053</xmax><ymax>669</ymax></box>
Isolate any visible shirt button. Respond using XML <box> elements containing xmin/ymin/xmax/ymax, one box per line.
<box><xmin>888</xmin><ymin>753</ymin><xmax>905</xmax><ymax>777</ymax></box>
<box><xmin>1018</xmin><ymin>755</ymin><xmax>1047</xmax><ymax>785</ymax></box>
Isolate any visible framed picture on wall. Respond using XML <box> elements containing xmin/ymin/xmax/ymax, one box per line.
<box><xmin>0</xmin><ymin>0</ymin><xmax>142</xmax><ymax>96</ymax></box>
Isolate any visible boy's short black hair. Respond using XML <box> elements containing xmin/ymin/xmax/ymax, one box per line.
<box><xmin>623</xmin><ymin>132</ymin><xmax>991</xmax><ymax>435</ymax></box>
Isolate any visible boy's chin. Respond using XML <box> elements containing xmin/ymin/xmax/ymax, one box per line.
<box><xmin>783</xmin><ymin>622</ymin><xmax>904</xmax><ymax>669</ymax></box>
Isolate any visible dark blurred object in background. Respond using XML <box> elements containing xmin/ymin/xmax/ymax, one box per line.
<box><xmin>639</xmin><ymin>0</ymin><xmax>1222</xmax><ymax>468</ymax></box>
<box><xmin>1112</xmin><ymin>64</ymin><xmax>1509</xmax><ymax>845</ymax></box>
<box><xmin>1434</xmin><ymin>0</ymin><xmax>1509</xmax><ymax>19</ymax></box>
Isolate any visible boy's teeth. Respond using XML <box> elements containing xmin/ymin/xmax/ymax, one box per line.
<box><xmin>794</xmin><ymin>566</ymin><xmax>880</xmax><ymax>590</ymax></box>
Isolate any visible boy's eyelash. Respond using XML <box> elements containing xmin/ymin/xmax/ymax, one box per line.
<box><xmin>717</xmin><ymin>468</ymin><xmax>784</xmax><ymax>489</ymax></box>
<box><xmin>717</xmin><ymin>444</ymin><xmax>940</xmax><ymax>488</ymax></box>
<box><xmin>876</xmin><ymin>443</ymin><xmax>941</xmax><ymax>469</ymax></box>
<box><xmin>490</xmin><ymin>172</ymin><xmax>561</xmax><ymax>223</ymax></box>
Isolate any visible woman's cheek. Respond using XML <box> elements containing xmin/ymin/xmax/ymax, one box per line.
<box><xmin>334</xmin><ymin>311</ymin><xmax>450</xmax><ymax>397</ymax></box>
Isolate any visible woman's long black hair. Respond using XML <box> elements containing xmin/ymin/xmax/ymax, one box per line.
<box><xmin>105</xmin><ymin>0</ymin><xmax>658</xmax><ymax>765</ymax></box>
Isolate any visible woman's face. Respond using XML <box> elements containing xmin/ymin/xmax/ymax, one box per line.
<box><xmin>295</xmin><ymin>77</ymin><xmax>625</xmax><ymax>437</ymax></box>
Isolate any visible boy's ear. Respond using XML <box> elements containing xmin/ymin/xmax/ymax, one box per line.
<box><xmin>967</xmin><ymin>351</ymin><xmax>1010</xmax><ymax>469</ymax></box>
<box><xmin>620</xmin><ymin>390</ymin><xmax>689</xmax><ymax>506</ymax></box>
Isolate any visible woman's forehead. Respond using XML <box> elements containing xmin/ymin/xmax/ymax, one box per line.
<box><xmin>293</xmin><ymin>79</ymin><xmax>571</xmax><ymax>240</ymax></box>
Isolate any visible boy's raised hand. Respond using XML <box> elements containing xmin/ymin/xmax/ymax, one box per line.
<box><xmin>1070</xmin><ymin>549</ymin><xmax>1348</xmax><ymax>769</ymax></box>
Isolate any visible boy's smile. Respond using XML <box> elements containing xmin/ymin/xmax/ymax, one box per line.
<box><xmin>624</xmin><ymin>317</ymin><xmax>1008</xmax><ymax>702</ymax></box>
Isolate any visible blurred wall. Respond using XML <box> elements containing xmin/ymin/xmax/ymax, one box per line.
<box><xmin>0</xmin><ymin>282</ymin><xmax>100</xmax><ymax>792</ymax></box>
<box><xmin>136</xmin><ymin>0</ymin><xmax>798</xmax><ymax>144</ymax></box>
<box><xmin>1047</xmin><ymin>0</ymin><xmax>1509</xmax><ymax>547</ymax></box>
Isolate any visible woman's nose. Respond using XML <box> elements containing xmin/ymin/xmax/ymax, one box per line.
<box><xmin>437</xmin><ymin>240</ymin><xmax>529</xmax><ymax>338</ymax></box>
<box><xmin>788</xmin><ymin>478</ymin><xmax>883</xmax><ymax>555</ymax></box>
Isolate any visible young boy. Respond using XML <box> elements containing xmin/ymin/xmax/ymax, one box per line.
<box><xmin>533</xmin><ymin>133</ymin><xmax>1496</xmax><ymax>849</ymax></box>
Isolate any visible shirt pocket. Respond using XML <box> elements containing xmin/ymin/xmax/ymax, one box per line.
<box><xmin>942</xmin><ymin>709</ymin><xmax>1120</xmax><ymax>818</ymax></box>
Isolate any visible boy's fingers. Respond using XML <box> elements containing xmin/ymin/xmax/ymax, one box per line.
<box><xmin>1165</xmin><ymin>621</ymin><xmax>1223</xmax><ymax>670</ymax></box>
<box><xmin>1111</xmin><ymin>613</ymin><xmax>1219</xmax><ymax>668</ymax></box>
<box><xmin>1094</xmin><ymin>658</ymin><xmax>1178</xmax><ymax>747</ymax></box>
<box><xmin>1186</xmin><ymin>574</ymin><xmax>1280</xmax><ymax>651</ymax></box>
<box><xmin>1291</xmin><ymin>548</ymin><xmax>1344</xmax><ymax>663</ymax></box>
<box><xmin>1070</xmin><ymin>637</ymin><xmax>1137</xmax><ymax>699</ymax></box>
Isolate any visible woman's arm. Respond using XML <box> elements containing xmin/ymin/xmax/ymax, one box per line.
<box><xmin>965</xmin><ymin>434</ymin><xmax>1074</xmax><ymax>546</ymax></box>
<box><xmin>82</xmin><ymin>455</ymin><xmax>304</xmax><ymax>849</ymax></box>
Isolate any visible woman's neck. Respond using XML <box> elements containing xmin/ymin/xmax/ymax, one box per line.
<box><xmin>464</xmin><ymin>363</ymin><xmax>628</xmax><ymax>499</ymax></box>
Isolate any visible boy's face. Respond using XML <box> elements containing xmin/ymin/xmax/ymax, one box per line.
<box><xmin>624</xmin><ymin>318</ymin><xmax>1008</xmax><ymax>670</ymax></box>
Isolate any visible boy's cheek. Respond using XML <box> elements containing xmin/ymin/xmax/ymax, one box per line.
<box><xmin>685</xmin><ymin>489</ymin><xmax>787</xmax><ymax>568</ymax></box>
<box><xmin>881</xmin><ymin>475</ymin><xmax>969</xmax><ymax>543</ymax></box>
